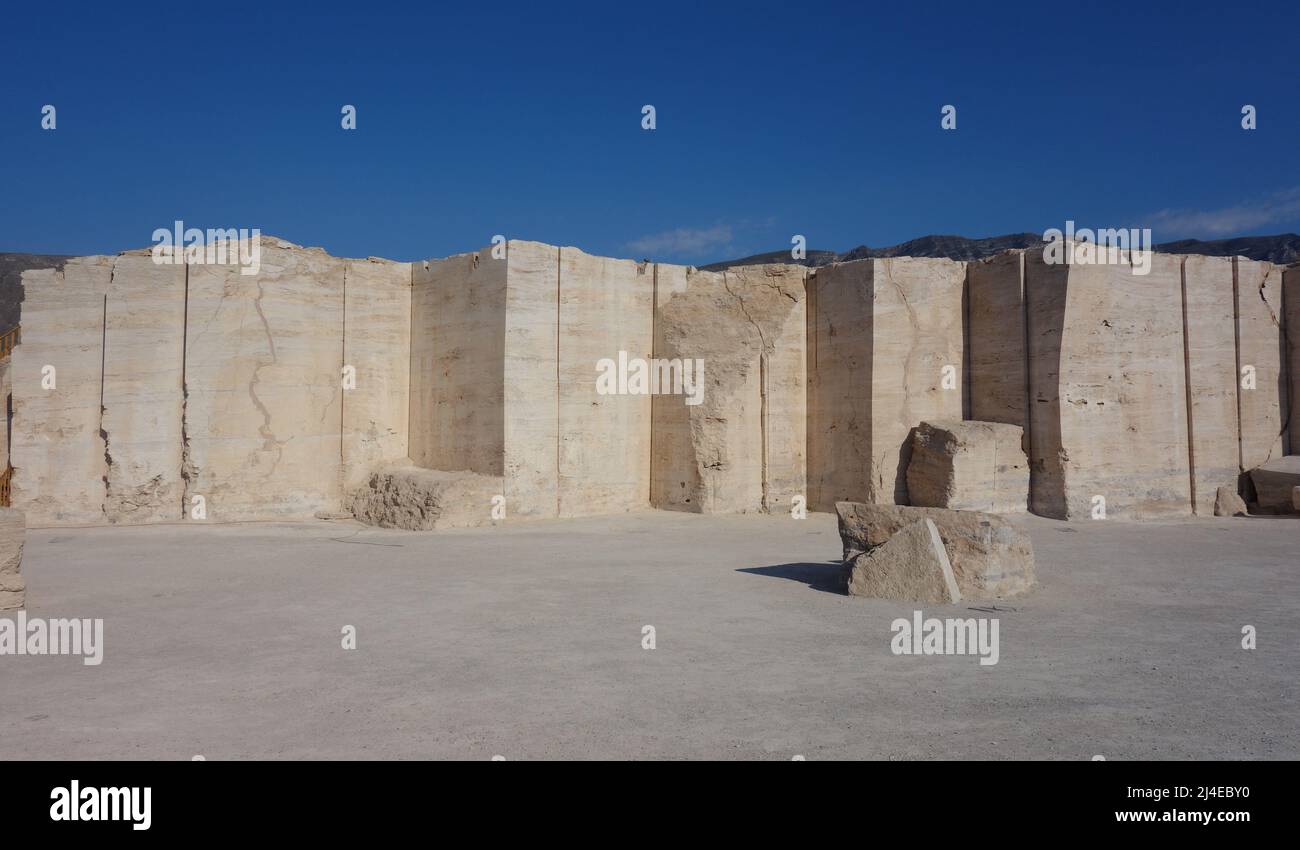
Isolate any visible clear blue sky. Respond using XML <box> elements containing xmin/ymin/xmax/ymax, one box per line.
<box><xmin>1</xmin><ymin>0</ymin><xmax>1296</xmax><ymax>264</ymax></box>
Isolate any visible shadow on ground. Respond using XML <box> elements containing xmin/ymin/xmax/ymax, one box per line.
<box><xmin>737</xmin><ymin>561</ymin><xmax>845</xmax><ymax>594</ymax></box>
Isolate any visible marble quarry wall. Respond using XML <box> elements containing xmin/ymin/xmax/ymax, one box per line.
<box><xmin>5</xmin><ymin>237</ymin><xmax>1296</xmax><ymax>527</ymax></box>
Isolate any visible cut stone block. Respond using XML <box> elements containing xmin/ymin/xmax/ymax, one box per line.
<box><xmin>906</xmin><ymin>419</ymin><xmax>1028</xmax><ymax>513</ymax></box>
<box><xmin>844</xmin><ymin>518</ymin><xmax>960</xmax><ymax>604</ymax></box>
<box><xmin>347</xmin><ymin>465</ymin><xmax>504</xmax><ymax>530</ymax></box>
<box><xmin>0</xmin><ymin>507</ymin><xmax>25</xmax><ymax>610</ymax></box>
<box><xmin>1213</xmin><ymin>485</ymin><xmax>1248</xmax><ymax>517</ymax></box>
<box><xmin>967</xmin><ymin>251</ymin><xmax>1028</xmax><ymax>428</ymax></box>
<box><xmin>1248</xmin><ymin>456</ymin><xmax>1300</xmax><ymax>513</ymax></box>
<box><xmin>837</xmin><ymin>501</ymin><xmax>1035</xmax><ymax>599</ymax></box>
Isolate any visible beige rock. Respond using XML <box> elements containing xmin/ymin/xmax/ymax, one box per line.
<box><xmin>342</xmin><ymin>257</ymin><xmax>411</xmax><ymax>493</ymax></box>
<box><xmin>1235</xmin><ymin>258</ymin><xmax>1287</xmax><ymax>471</ymax></box>
<box><xmin>844</xmin><ymin>518</ymin><xmax>960</xmax><ymax>604</ymax></box>
<box><xmin>558</xmin><ymin>247</ymin><xmax>653</xmax><ymax>517</ymax></box>
<box><xmin>10</xmin><ymin>258</ymin><xmax>112</xmax><ymax>525</ymax></box>
<box><xmin>101</xmin><ymin>253</ymin><xmax>186</xmax><ymax>523</ymax></box>
<box><xmin>651</xmin><ymin>263</ymin><xmax>806</xmax><ymax>514</ymax></box>
<box><xmin>1214</xmin><ymin>484</ymin><xmax>1248</xmax><ymax>517</ymax></box>
<box><xmin>182</xmin><ymin>239</ymin><xmax>345</xmax><ymax>521</ymax></box>
<box><xmin>1285</xmin><ymin>265</ymin><xmax>1300</xmax><ymax>454</ymax></box>
<box><xmin>837</xmin><ymin>501</ymin><xmax>1035</xmax><ymax>599</ymax></box>
<box><xmin>1182</xmin><ymin>256</ymin><xmax>1241</xmax><ymax>516</ymax></box>
<box><xmin>503</xmin><ymin>241</ymin><xmax>561</xmax><ymax>521</ymax></box>
<box><xmin>1293</xmin><ymin>486</ymin><xmax>1300</xmax><ymax>512</ymax></box>
<box><xmin>0</xmin><ymin>506</ymin><xmax>25</xmax><ymax>610</ymax></box>
<box><xmin>409</xmin><ymin>247</ymin><xmax>506</xmax><ymax>477</ymax></box>
<box><xmin>1248</xmin><ymin>456</ymin><xmax>1300</xmax><ymax>513</ymax></box>
<box><xmin>906</xmin><ymin>420</ymin><xmax>1028</xmax><ymax>513</ymax></box>
<box><xmin>967</xmin><ymin>251</ymin><xmax>1028</xmax><ymax>427</ymax></box>
<box><xmin>347</xmin><ymin>465</ymin><xmax>503</xmax><ymax>530</ymax></box>
<box><xmin>808</xmin><ymin>257</ymin><xmax>965</xmax><ymax>509</ymax></box>
<box><xmin>1023</xmin><ymin>252</ymin><xmax>1191</xmax><ymax>519</ymax></box>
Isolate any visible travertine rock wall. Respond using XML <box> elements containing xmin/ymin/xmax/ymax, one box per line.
<box><xmin>408</xmin><ymin>248</ymin><xmax>506</xmax><ymax>476</ymax></box>
<box><xmin>11</xmin><ymin>239</ymin><xmax>410</xmax><ymax>526</ymax></box>
<box><xmin>342</xmin><ymin>258</ymin><xmax>411</xmax><ymax>493</ymax></box>
<box><xmin>1287</xmin><ymin>265</ymin><xmax>1300</xmax><ymax>453</ymax></box>
<box><xmin>1234</xmin><ymin>258</ymin><xmax>1288</xmax><ymax>471</ymax></box>
<box><xmin>1182</xmin><ymin>255</ymin><xmax>1241</xmax><ymax>515</ymax></box>
<box><xmin>557</xmin><ymin>247</ymin><xmax>653</xmax><ymax>517</ymax></box>
<box><xmin>650</xmin><ymin>263</ymin><xmax>806</xmax><ymax>514</ymax></box>
<box><xmin>1021</xmin><ymin>252</ymin><xmax>1192</xmax><ymax>519</ymax></box>
<box><xmin>10</xmin><ymin>257</ymin><xmax>111</xmax><ymax>525</ymax></box>
<box><xmin>6</xmin><ymin>237</ymin><xmax>1294</xmax><ymax>528</ymax></box>
<box><xmin>807</xmin><ymin>257</ymin><xmax>965</xmax><ymax>510</ymax></box>
<box><xmin>101</xmin><ymin>252</ymin><xmax>187</xmax><ymax>523</ymax></box>
<box><xmin>183</xmin><ymin>240</ymin><xmax>345</xmax><ymax>520</ymax></box>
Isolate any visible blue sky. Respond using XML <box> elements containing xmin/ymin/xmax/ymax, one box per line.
<box><xmin>1</xmin><ymin>0</ymin><xmax>1296</xmax><ymax>264</ymax></box>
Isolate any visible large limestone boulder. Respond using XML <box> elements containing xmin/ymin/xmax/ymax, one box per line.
<box><xmin>1248</xmin><ymin>457</ymin><xmax>1300</xmax><ymax>513</ymax></box>
<box><xmin>1213</xmin><ymin>485</ymin><xmax>1248</xmax><ymax>517</ymax></box>
<box><xmin>0</xmin><ymin>507</ymin><xmax>25</xmax><ymax>610</ymax></box>
<box><xmin>347</xmin><ymin>465</ymin><xmax>504</xmax><ymax>530</ymax></box>
<box><xmin>836</xmin><ymin>501</ymin><xmax>1035</xmax><ymax>599</ymax></box>
<box><xmin>844</xmin><ymin>518</ymin><xmax>961</xmax><ymax>604</ymax></box>
<box><xmin>906</xmin><ymin>420</ymin><xmax>1028</xmax><ymax>513</ymax></box>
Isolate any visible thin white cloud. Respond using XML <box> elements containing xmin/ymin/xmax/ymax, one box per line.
<box><xmin>625</xmin><ymin>224</ymin><xmax>733</xmax><ymax>258</ymax></box>
<box><xmin>1149</xmin><ymin>186</ymin><xmax>1300</xmax><ymax>239</ymax></box>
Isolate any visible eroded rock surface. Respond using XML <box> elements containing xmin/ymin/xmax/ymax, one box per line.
<box><xmin>836</xmin><ymin>501</ymin><xmax>1035</xmax><ymax>599</ymax></box>
<box><xmin>1214</xmin><ymin>485</ymin><xmax>1248</xmax><ymax>517</ymax></box>
<box><xmin>0</xmin><ymin>507</ymin><xmax>25</xmax><ymax>610</ymax></box>
<box><xmin>347</xmin><ymin>464</ymin><xmax>504</xmax><ymax>530</ymax></box>
<box><xmin>844</xmin><ymin>518</ymin><xmax>961</xmax><ymax>603</ymax></box>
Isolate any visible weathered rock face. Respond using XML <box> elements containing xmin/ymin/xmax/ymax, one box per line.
<box><xmin>651</xmin><ymin>263</ymin><xmax>806</xmax><ymax>514</ymax></box>
<box><xmin>0</xmin><ymin>507</ymin><xmax>24</xmax><ymax>610</ymax></box>
<box><xmin>1235</xmin><ymin>259</ymin><xmax>1288</xmax><ymax>471</ymax></box>
<box><xmin>1293</xmin><ymin>486</ymin><xmax>1300</xmax><ymax>512</ymax></box>
<box><xmin>1182</xmin><ymin>256</ymin><xmax>1242</xmax><ymax>516</ymax></box>
<box><xmin>347</xmin><ymin>465</ymin><xmax>503</xmax><ymax>530</ymax></box>
<box><xmin>1023</xmin><ymin>252</ymin><xmax>1191</xmax><ymax>519</ymax></box>
<box><xmin>1248</xmin><ymin>456</ymin><xmax>1300</xmax><ymax>513</ymax></box>
<box><xmin>906</xmin><ymin>419</ymin><xmax>1028</xmax><ymax>513</ymax></box>
<box><xmin>10</xmin><ymin>258</ymin><xmax>112</xmax><ymax>525</ymax></box>
<box><xmin>1214</xmin><ymin>484</ymin><xmax>1248</xmax><ymax>517</ymax></box>
<box><xmin>183</xmin><ymin>239</ymin><xmax>346</xmax><ymax>521</ymax></box>
<box><xmin>844</xmin><ymin>518</ymin><xmax>961</xmax><ymax>603</ymax></box>
<box><xmin>836</xmin><ymin>501</ymin><xmax>1035</xmax><ymax>599</ymax></box>
<box><xmin>808</xmin><ymin>257</ymin><xmax>965</xmax><ymax>509</ymax></box>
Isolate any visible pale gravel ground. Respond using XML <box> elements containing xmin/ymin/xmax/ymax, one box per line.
<box><xmin>1</xmin><ymin>510</ymin><xmax>1296</xmax><ymax>760</ymax></box>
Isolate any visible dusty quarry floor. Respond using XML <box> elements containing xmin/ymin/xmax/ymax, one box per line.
<box><xmin>1</xmin><ymin>510</ymin><xmax>1296</xmax><ymax>760</ymax></box>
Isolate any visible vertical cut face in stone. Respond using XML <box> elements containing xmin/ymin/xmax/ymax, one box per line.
<box><xmin>182</xmin><ymin>240</ymin><xmax>345</xmax><ymax>521</ymax></box>
<box><xmin>1235</xmin><ymin>258</ymin><xmax>1287</xmax><ymax>472</ymax></box>
<box><xmin>807</xmin><ymin>257</ymin><xmax>965</xmax><ymax>510</ymax></box>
